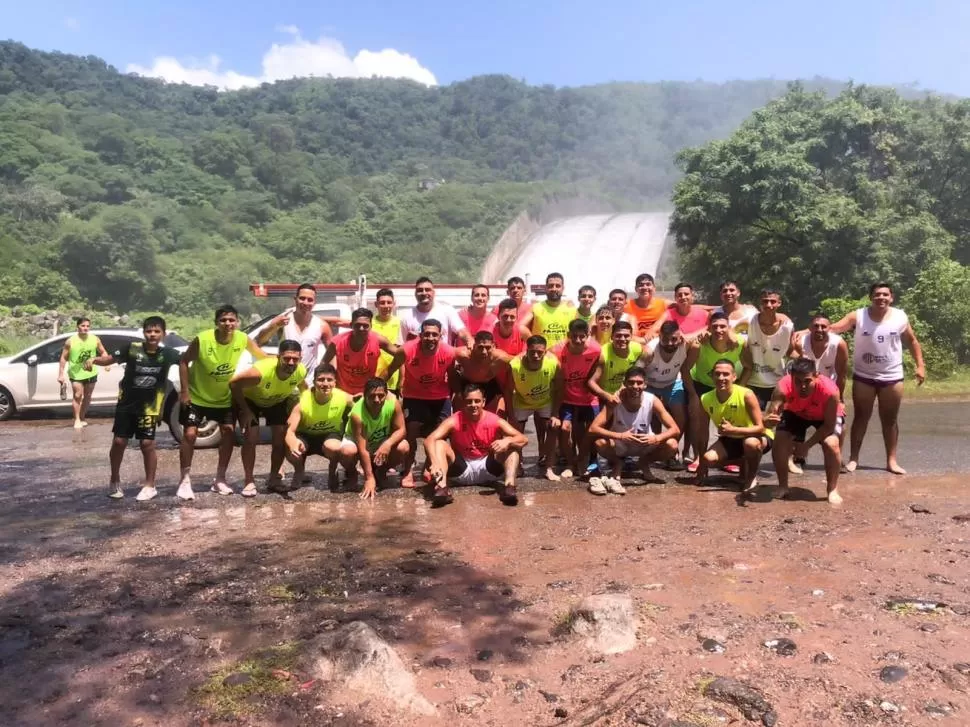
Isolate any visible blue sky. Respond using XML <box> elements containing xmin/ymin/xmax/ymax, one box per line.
<box><xmin>4</xmin><ymin>0</ymin><xmax>969</xmax><ymax>93</ymax></box>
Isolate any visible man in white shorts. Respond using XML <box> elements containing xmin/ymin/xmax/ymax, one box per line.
<box><xmin>423</xmin><ymin>383</ymin><xmax>528</xmax><ymax>508</ymax></box>
<box><xmin>828</xmin><ymin>282</ymin><xmax>925</xmax><ymax>474</ymax></box>
<box><xmin>588</xmin><ymin>366</ymin><xmax>681</xmax><ymax>494</ymax></box>
<box><xmin>400</xmin><ymin>276</ymin><xmax>473</xmax><ymax>347</ymax></box>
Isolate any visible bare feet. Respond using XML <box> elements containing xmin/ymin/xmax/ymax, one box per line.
<box><xmin>828</xmin><ymin>489</ymin><xmax>843</xmax><ymax>504</ymax></box>
<box><xmin>775</xmin><ymin>486</ymin><xmax>792</xmax><ymax>500</ymax></box>
<box><xmin>400</xmin><ymin>471</ymin><xmax>417</xmax><ymax>489</ymax></box>
<box><xmin>544</xmin><ymin>467</ymin><xmax>561</xmax><ymax>482</ymax></box>
<box><xmin>887</xmin><ymin>461</ymin><xmax>907</xmax><ymax>475</ymax></box>
<box><xmin>845</xmin><ymin>460</ymin><xmax>858</xmax><ymax>473</ymax></box>
<box><xmin>560</xmin><ymin>468</ymin><xmax>574</xmax><ymax>479</ymax></box>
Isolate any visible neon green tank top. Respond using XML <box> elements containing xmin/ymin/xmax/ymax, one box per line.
<box><xmin>297</xmin><ymin>388</ymin><xmax>351</xmax><ymax>436</ymax></box>
<box><xmin>67</xmin><ymin>334</ymin><xmax>100</xmax><ymax>381</ymax></box>
<box><xmin>691</xmin><ymin>339</ymin><xmax>744</xmax><ymax>387</ymax></box>
<box><xmin>372</xmin><ymin>316</ymin><xmax>401</xmax><ymax>390</ymax></box>
<box><xmin>243</xmin><ymin>356</ymin><xmax>306</xmax><ymax>407</ymax></box>
<box><xmin>601</xmin><ymin>342</ymin><xmax>643</xmax><ymax>394</ymax></box>
<box><xmin>700</xmin><ymin>385</ymin><xmax>771</xmax><ymax>440</ymax></box>
<box><xmin>531</xmin><ymin>301</ymin><xmax>576</xmax><ymax>347</ymax></box>
<box><xmin>576</xmin><ymin>310</ymin><xmax>594</xmax><ymax>325</ymax></box>
<box><xmin>189</xmin><ymin>329</ymin><xmax>249</xmax><ymax>408</ymax></box>
<box><xmin>509</xmin><ymin>355</ymin><xmax>559</xmax><ymax>409</ymax></box>
<box><xmin>346</xmin><ymin>396</ymin><xmax>396</xmax><ymax>452</ymax></box>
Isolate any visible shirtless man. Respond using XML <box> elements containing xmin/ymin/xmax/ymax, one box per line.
<box><xmin>257</xmin><ymin>283</ymin><xmax>336</xmax><ymax>384</ymax></box>
<box><xmin>588</xmin><ymin>366</ymin><xmax>681</xmax><ymax>493</ymax></box>
<box><xmin>459</xmin><ymin>284</ymin><xmax>498</xmax><ymax>337</ymax></box>
<box><xmin>829</xmin><ymin>282</ymin><xmax>925</xmax><ymax>474</ymax></box>
<box><xmin>766</xmin><ymin>358</ymin><xmax>845</xmax><ymax>504</ymax></box>
<box><xmin>451</xmin><ymin>331</ymin><xmax>510</xmax><ymax>412</ymax></box>
<box><xmin>424</xmin><ymin>383</ymin><xmax>528</xmax><ymax>507</ymax></box>
<box><xmin>715</xmin><ymin>280</ymin><xmax>758</xmax><ymax>333</ymax></box>
<box><xmin>739</xmin><ymin>289</ymin><xmax>794</xmax><ymax>410</ymax></box>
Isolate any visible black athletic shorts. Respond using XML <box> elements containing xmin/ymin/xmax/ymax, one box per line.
<box><xmin>298</xmin><ymin>433</ymin><xmax>342</xmax><ymax>457</ymax></box>
<box><xmin>749</xmin><ymin>385</ymin><xmax>775</xmax><ymax>410</ymax></box>
<box><xmin>69</xmin><ymin>377</ymin><xmax>98</xmax><ymax>385</ymax></box>
<box><xmin>242</xmin><ymin>400</ymin><xmax>290</xmax><ymax>427</ymax></box>
<box><xmin>179</xmin><ymin>402</ymin><xmax>235</xmax><ymax>428</ymax></box>
<box><xmin>778</xmin><ymin>411</ymin><xmax>845</xmax><ymax>442</ymax></box>
<box><xmin>693</xmin><ymin>381</ymin><xmax>714</xmax><ymax>398</ymax></box>
<box><xmin>403</xmin><ymin>398</ymin><xmax>452</xmax><ymax>437</ymax></box>
<box><xmin>716</xmin><ymin>434</ymin><xmax>772</xmax><ymax>461</ymax></box>
<box><xmin>113</xmin><ymin>404</ymin><xmax>159</xmax><ymax>441</ymax></box>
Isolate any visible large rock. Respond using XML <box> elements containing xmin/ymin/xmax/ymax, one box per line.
<box><xmin>566</xmin><ymin>594</ymin><xmax>639</xmax><ymax>654</ymax></box>
<box><xmin>300</xmin><ymin>621</ymin><xmax>434</xmax><ymax>715</ymax></box>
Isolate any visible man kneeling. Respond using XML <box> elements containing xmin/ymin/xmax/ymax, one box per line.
<box><xmin>696</xmin><ymin>359</ymin><xmax>772</xmax><ymax>493</ymax></box>
<box><xmin>348</xmin><ymin>378</ymin><xmax>410</xmax><ymax>499</ymax></box>
<box><xmin>424</xmin><ymin>383</ymin><xmax>528</xmax><ymax>507</ymax></box>
<box><xmin>588</xmin><ymin>366</ymin><xmax>681</xmax><ymax>494</ymax></box>
<box><xmin>766</xmin><ymin>358</ymin><xmax>844</xmax><ymax>504</ymax></box>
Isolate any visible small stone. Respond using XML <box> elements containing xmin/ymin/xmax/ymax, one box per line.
<box><xmin>813</xmin><ymin>652</ymin><xmax>835</xmax><ymax>664</ymax></box>
<box><xmin>512</xmin><ymin>680</ymin><xmax>531</xmax><ymax>691</ymax></box>
<box><xmin>561</xmin><ymin>664</ymin><xmax>583</xmax><ymax>682</ymax></box>
<box><xmin>554</xmin><ymin>707</ymin><xmax>569</xmax><ymax>718</ymax></box>
<box><xmin>430</xmin><ymin>656</ymin><xmax>453</xmax><ymax>668</ymax></box>
<box><xmin>540</xmin><ymin>689</ymin><xmax>560</xmax><ymax>703</ymax></box>
<box><xmin>927</xmin><ymin>574</ymin><xmax>956</xmax><ymax>585</ymax></box>
<box><xmin>547</xmin><ymin>580</ymin><xmax>572</xmax><ymax>590</ymax></box>
<box><xmin>924</xmin><ymin>700</ymin><xmax>954</xmax><ymax>717</ymax></box>
<box><xmin>476</xmin><ymin>649</ymin><xmax>493</xmax><ymax>662</ymax></box>
<box><xmin>952</xmin><ymin>514</ymin><xmax>970</xmax><ymax>523</ymax></box>
<box><xmin>762</xmin><ymin>711</ymin><xmax>778</xmax><ymax>727</ymax></box>
<box><xmin>222</xmin><ymin>673</ymin><xmax>252</xmax><ymax>687</ymax></box>
<box><xmin>470</xmin><ymin>669</ymin><xmax>492</xmax><ymax>683</ymax></box>
<box><xmin>880</xmin><ymin>701</ymin><xmax>900</xmax><ymax>713</ymax></box>
<box><xmin>455</xmin><ymin>694</ymin><xmax>486</xmax><ymax>714</ymax></box>
<box><xmin>701</xmin><ymin>638</ymin><xmax>727</xmax><ymax>653</ymax></box>
<box><xmin>812</xmin><ymin>589</ymin><xmax>825</xmax><ymax>597</ymax></box>
<box><xmin>910</xmin><ymin>504</ymin><xmax>932</xmax><ymax>514</ymax></box>
<box><xmin>921</xmin><ymin>622</ymin><xmax>941</xmax><ymax>633</ymax></box>
<box><xmin>764</xmin><ymin>638</ymin><xmax>797</xmax><ymax>656</ymax></box>
<box><xmin>954</xmin><ymin>663</ymin><xmax>970</xmax><ymax>675</ymax></box>
<box><xmin>880</xmin><ymin>665</ymin><xmax>909</xmax><ymax>683</ymax></box>
<box><xmin>148</xmin><ymin>694</ymin><xmax>160</xmax><ymax>705</ymax></box>
<box><xmin>540</xmin><ymin>545</ymin><xmax>556</xmax><ymax>551</ymax></box>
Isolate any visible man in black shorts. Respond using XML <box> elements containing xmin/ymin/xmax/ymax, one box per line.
<box><xmin>90</xmin><ymin>316</ymin><xmax>181</xmax><ymax>501</ymax></box>
<box><xmin>424</xmin><ymin>383</ymin><xmax>528</xmax><ymax>507</ymax></box>
<box><xmin>230</xmin><ymin>340</ymin><xmax>307</xmax><ymax>497</ymax></box>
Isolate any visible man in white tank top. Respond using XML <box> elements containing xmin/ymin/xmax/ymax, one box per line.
<box><xmin>792</xmin><ymin>315</ymin><xmax>849</xmax><ymax>394</ymax></box>
<box><xmin>714</xmin><ymin>280</ymin><xmax>758</xmax><ymax>333</ymax></box>
<box><xmin>588</xmin><ymin>366</ymin><xmax>681</xmax><ymax>493</ymax></box>
<box><xmin>640</xmin><ymin>320</ymin><xmax>693</xmax><ymax>466</ymax></box>
<box><xmin>739</xmin><ymin>289</ymin><xmax>794</xmax><ymax>409</ymax></box>
<box><xmin>829</xmin><ymin>282</ymin><xmax>925</xmax><ymax>474</ymax></box>
<box><xmin>257</xmin><ymin>284</ymin><xmax>336</xmax><ymax>385</ymax></box>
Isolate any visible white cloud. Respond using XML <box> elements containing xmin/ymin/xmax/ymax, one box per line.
<box><xmin>64</xmin><ymin>17</ymin><xmax>80</xmax><ymax>32</ymax></box>
<box><xmin>126</xmin><ymin>27</ymin><xmax>437</xmax><ymax>90</ymax></box>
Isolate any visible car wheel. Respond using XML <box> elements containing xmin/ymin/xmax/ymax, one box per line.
<box><xmin>166</xmin><ymin>398</ymin><xmax>223</xmax><ymax>449</ymax></box>
<box><xmin>0</xmin><ymin>386</ymin><xmax>15</xmax><ymax>421</ymax></box>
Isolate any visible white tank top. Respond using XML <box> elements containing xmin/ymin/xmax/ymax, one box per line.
<box><xmin>800</xmin><ymin>332</ymin><xmax>841</xmax><ymax>381</ymax></box>
<box><xmin>746</xmin><ymin>314</ymin><xmax>793</xmax><ymax>387</ymax></box>
<box><xmin>853</xmin><ymin>307</ymin><xmax>907</xmax><ymax>382</ymax></box>
<box><xmin>713</xmin><ymin>305</ymin><xmax>756</xmax><ymax>331</ymax></box>
<box><xmin>643</xmin><ymin>339</ymin><xmax>687</xmax><ymax>388</ymax></box>
<box><xmin>610</xmin><ymin>392</ymin><xmax>655</xmax><ymax>435</ymax></box>
<box><xmin>284</xmin><ymin>314</ymin><xmax>325</xmax><ymax>384</ymax></box>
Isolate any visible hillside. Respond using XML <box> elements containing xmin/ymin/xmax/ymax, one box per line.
<box><xmin>0</xmin><ymin>41</ymin><xmax>878</xmax><ymax>316</ymax></box>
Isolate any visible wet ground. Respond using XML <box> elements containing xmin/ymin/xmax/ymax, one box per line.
<box><xmin>1</xmin><ymin>402</ymin><xmax>969</xmax><ymax>726</ymax></box>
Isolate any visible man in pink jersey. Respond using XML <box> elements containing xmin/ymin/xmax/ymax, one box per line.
<box><xmin>492</xmin><ymin>298</ymin><xmax>530</xmax><ymax>357</ymax></box>
<box><xmin>385</xmin><ymin>319</ymin><xmax>464</xmax><ymax>488</ymax></box>
<box><xmin>766</xmin><ymin>358</ymin><xmax>845</xmax><ymax>503</ymax></box>
<box><xmin>829</xmin><ymin>282</ymin><xmax>925</xmax><ymax>474</ymax></box>
<box><xmin>459</xmin><ymin>284</ymin><xmax>498</xmax><ymax>337</ymax></box>
<box><xmin>553</xmin><ymin>319</ymin><xmax>601</xmax><ymax>479</ymax></box>
<box><xmin>424</xmin><ymin>383</ymin><xmax>528</xmax><ymax>507</ymax></box>
<box><xmin>322</xmin><ymin>308</ymin><xmax>397</xmax><ymax>396</ymax></box>
<box><xmin>492</xmin><ymin>276</ymin><xmax>531</xmax><ymax>321</ymax></box>
<box><xmin>666</xmin><ymin>282</ymin><xmax>711</xmax><ymax>338</ymax></box>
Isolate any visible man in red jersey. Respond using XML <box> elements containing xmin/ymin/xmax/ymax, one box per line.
<box><xmin>553</xmin><ymin>319</ymin><xmax>601</xmax><ymax>479</ymax></box>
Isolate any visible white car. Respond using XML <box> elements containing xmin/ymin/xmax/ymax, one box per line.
<box><xmin>0</xmin><ymin>328</ymin><xmax>188</xmax><ymax>423</ymax></box>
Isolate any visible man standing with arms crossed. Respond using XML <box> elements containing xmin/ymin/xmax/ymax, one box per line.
<box><xmin>828</xmin><ymin>283</ymin><xmax>925</xmax><ymax>474</ymax></box>
<box><xmin>58</xmin><ymin>316</ymin><xmax>108</xmax><ymax>429</ymax></box>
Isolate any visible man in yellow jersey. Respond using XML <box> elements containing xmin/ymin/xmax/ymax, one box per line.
<box><xmin>230</xmin><ymin>340</ymin><xmax>307</xmax><ymax>497</ymax></box>
<box><xmin>696</xmin><ymin>359</ymin><xmax>771</xmax><ymax>494</ymax></box>
<box><xmin>683</xmin><ymin>312</ymin><xmax>745</xmax><ymax>474</ymax></box>
<box><xmin>521</xmin><ymin>272</ymin><xmax>576</xmax><ymax>348</ymax></box>
<box><xmin>177</xmin><ymin>305</ymin><xmax>266</xmax><ymax>500</ymax></box>
<box><xmin>284</xmin><ymin>363</ymin><xmax>357</xmax><ymax>492</ymax></box>
<box><xmin>576</xmin><ymin>285</ymin><xmax>597</xmax><ymax>324</ymax></box>
<box><xmin>58</xmin><ymin>316</ymin><xmax>108</xmax><ymax>429</ymax></box>
<box><xmin>504</xmin><ymin>335</ymin><xmax>563</xmax><ymax>481</ymax></box>
<box><xmin>371</xmin><ymin>288</ymin><xmax>403</xmax><ymax>394</ymax></box>
<box><xmin>622</xmin><ymin>273</ymin><xmax>668</xmax><ymax>342</ymax></box>
<box><xmin>346</xmin><ymin>377</ymin><xmax>409</xmax><ymax>499</ymax></box>
<box><xmin>588</xmin><ymin>321</ymin><xmax>643</xmax><ymax>404</ymax></box>
<box><xmin>590</xmin><ymin>305</ymin><xmax>616</xmax><ymax>346</ymax></box>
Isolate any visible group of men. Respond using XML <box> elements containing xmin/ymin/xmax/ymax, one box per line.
<box><xmin>91</xmin><ymin>271</ymin><xmax>925</xmax><ymax>507</ymax></box>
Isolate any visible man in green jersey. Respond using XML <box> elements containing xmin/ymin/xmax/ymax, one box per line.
<box><xmin>347</xmin><ymin>377</ymin><xmax>409</xmax><ymax>499</ymax></box>
<box><xmin>284</xmin><ymin>363</ymin><xmax>357</xmax><ymax>492</ymax></box>
<box><xmin>504</xmin><ymin>335</ymin><xmax>563</xmax><ymax>481</ymax></box>
<box><xmin>576</xmin><ymin>285</ymin><xmax>597</xmax><ymax>324</ymax></box>
<box><xmin>89</xmin><ymin>316</ymin><xmax>180</xmax><ymax>501</ymax></box>
<box><xmin>58</xmin><ymin>316</ymin><xmax>108</xmax><ymax>429</ymax></box>
<box><xmin>588</xmin><ymin>321</ymin><xmax>643</xmax><ymax>404</ymax></box>
<box><xmin>230</xmin><ymin>340</ymin><xmax>307</xmax><ymax>497</ymax></box>
<box><xmin>521</xmin><ymin>272</ymin><xmax>576</xmax><ymax>348</ymax></box>
<box><xmin>177</xmin><ymin>305</ymin><xmax>266</xmax><ymax>500</ymax></box>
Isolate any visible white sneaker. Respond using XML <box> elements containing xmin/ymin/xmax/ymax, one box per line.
<box><xmin>73</xmin><ymin>421</ymin><xmax>84</xmax><ymax>430</ymax></box>
<box><xmin>241</xmin><ymin>483</ymin><xmax>258</xmax><ymax>498</ymax></box>
<box><xmin>108</xmin><ymin>483</ymin><xmax>124</xmax><ymax>499</ymax></box>
<box><xmin>176</xmin><ymin>479</ymin><xmax>195</xmax><ymax>501</ymax></box>
<box><xmin>605</xmin><ymin>477</ymin><xmax>627</xmax><ymax>495</ymax></box>
<box><xmin>135</xmin><ymin>486</ymin><xmax>158</xmax><ymax>501</ymax></box>
<box><xmin>588</xmin><ymin>477</ymin><xmax>607</xmax><ymax>496</ymax></box>
<box><xmin>211</xmin><ymin>481</ymin><xmax>234</xmax><ymax>496</ymax></box>
<box><xmin>788</xmin><ymin>457</ymin><xmax>804</xmax><ymax>475</ymax></box>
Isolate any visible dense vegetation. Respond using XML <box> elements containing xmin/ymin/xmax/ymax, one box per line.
<box><xmin>1</xmin><ymin>41</ymin><xmax>856</xmax><ymax>319</ymax></box>
<box><xmin>671</xmin><ymin>84</ymin><xmax>970</xmax><ymax>376</ymax></box>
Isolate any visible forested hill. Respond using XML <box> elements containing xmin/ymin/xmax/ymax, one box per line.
<box><xmin>0</xmin><ymin>41</ymin><xmax>870</xmax><ymax>316</ymax></box>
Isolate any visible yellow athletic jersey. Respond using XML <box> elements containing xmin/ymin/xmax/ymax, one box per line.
<box><xmin>372</xmin><ymin>315</ymin><xmax>401</xmax><ymax>390</ymax></box>
<box><xmin>530</xmin><ymin>301</ymin><xmax>576</xmax><ymax>347</ymax></box>
<box><xmin>243</xmin><ymin>356</ymin><xmax>306</xmax><ymax>407</ymax></box>
<box><xmin>700</xmin><ymin>385</ymin><xmax>772</xmax><ymax>439</ymax></box>
<box><xmin>189</xmin><ymin>329</ymin><xmax>248</xmax><ymax>408</ymax></box>
<box><xmin>509</xmin><ymin>355</ymin><xmax>558</xmax><ymax>409</ymax></box>
<box><xmin>67</xmin><ymin>334</ymin><xmax>100</xmax><ymax>381</ymax></box>
<box><xmin>600</xmin><ymin>342</ymin><xmax>644</xmax><ymax>394</ymax></box>
<box><xmin>297</xmin><ymin>388</ymin><xmax>351</xmax><ymax>436</ymax></box>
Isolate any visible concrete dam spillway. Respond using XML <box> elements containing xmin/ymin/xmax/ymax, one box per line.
<box><xmin>485</xmin><ymin>212</ymin><xmax>672</xmax><ymax>298</ymax></box>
